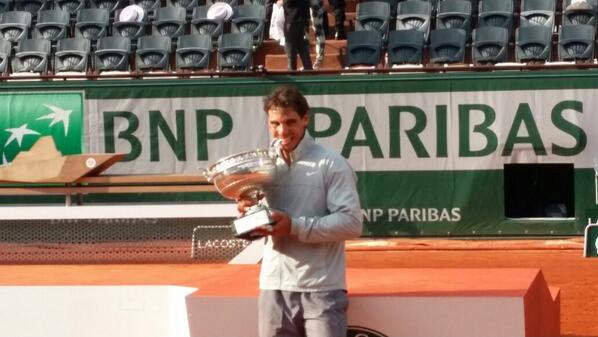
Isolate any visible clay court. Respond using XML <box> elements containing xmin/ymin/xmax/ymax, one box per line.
<box><xmin>0</xmin><ymin>237</ymin><xmax>593</xmax><ymax>337</ymax></box>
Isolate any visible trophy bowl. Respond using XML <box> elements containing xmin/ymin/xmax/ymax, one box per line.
<box><xmin>201</xmin><ymin>148</ymin><xmax>278</xmax><ymax>240</ymax></box>
<box><xmin>202</xmin><ymin>149</ymin><xmax>276</xmax><ymax>201</ymax></box>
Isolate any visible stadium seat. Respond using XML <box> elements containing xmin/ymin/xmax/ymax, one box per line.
<box><xmin>217</xmin><ymin>32</ymin><xmax>253</xmax><ymax>71</ymax></box>
<box><xmin>136</xmin><ymin>35</ymin><xmax>172</xmax><ymax>71</ymax></box>
<box><xmin>94</xmin><ymin>35</ymin><xmax>131</xmax><ymax>72</ymax></box>
<box><xmin>54</xmin><ymin>0</ymin><xmax>86</xmax><ymax>18</ymax></box>
<box><xmin>11</xmin><ymin>38</ymin><xmax>51</xmax><ymax>74</ymax></box>
<box><xmin>166</xmin><ymin>0</ymin><xmax>198</xmax><ymax>18</ymax></box>
<box><xmin>0</xmin><ymin>0</ymin><xmax>12</xmax><ymax>14</ymax></box>
<box><xmin>209</xmin><ymin>0</ymin><xmax>239</xmax><ymax>7</ymax></box>
<box><xmin>230</xmin><ymin>4</ymin><xmax>266</xmax><ymax>47</ymax></box>
<box><xmin>562</xmin><ymin>0</ymin><xmax>598</xmax><ymax>26</ymax></box>
<box><xmin>33</xmin><ymin>9</ymin><xmax>71</xmax><ymax>43</ymax></box>
<box><xmin>472</xmin><ymin>26</ymin><xmax>509</xmax><ymax>65</ymax></box>
<box><xmin>175</xmin><ymin>33</ymin><xmax>211</xmax><ymax>70</ymax></box>
<box><xmin>75</xmin><ymin>8</ymin><xmax>110</xmax><ymax>45</ymax></box>
<box><xmin>396</xmin><ymin>0</ymin><xmax>432</xmax><ymax>41</ymax></box>
<box><xmin>0</xmin><ymin>10</ymin><xmax>32</xmax><ymax>45</ymax></box>
<box><xmin>355</xmin><ymin>1</ymin><xmax>391</xmax><ymax>43</ymax></box>
<box><xmin>190</xmin><ymin>5</ymin><xmax>224</xmax><ymax>41</ymax></box>
<box><xmin>113</xmin><ymin>7</ymin><xmax>148</xmax><ymax>47</ymax></box>
<box><xmin>520</xmin><ymin>0</ymin><xmax>556</xmax><ymax>30</ymax></box>
<box><xmin>89</xmin><ymin>0</ymin><xmax>127</xmax><ymax>17</ymax></box>
<box><xmin>13</xmin><ymin>0</ymin><xmax>51</xmax><ymax>19</ymax></box>
<box><xmin>387</xmin><ymin>29</ymin><xmax>425</xmax><ymax>66</ymax></box>
<box><xmin>435</xmin><ymin>0</ymin><xmax>472</xmax><ymax>34</ymax></box>
<box><xmin>54</xmin><ymin>37</ymin><xmax>91</xmax><ymax>72</ymax></box>
<box><xmin>151</xmin><ymin>6</ymin><xmax>186</xmax><ymax>42</ymax></box>
<box><xmin>477</xmin><ymin>0</ymin><xmax>514</xmax><ymax>36</ymax></box>
<box><xmin>131</xmin><ymin>0</ymin><xmax>161</xmax><ymax>17</ymax></box>
<box><xmin>346</xmin><ymin>30</ymin><xmax>382</xmax><ymax>68</ymax></box>
<box><xmin>365</xmin><ymin>0</ymin><xmax>398</xmax><ymax>30</ymax></box>
<box><xmin>558</xmin><ymin>23</ymin><xmax>595</xmax><ymax>61</ymax></box>
<box><xmin>0</xmin><ymin>39</ymin><xmax>11</xmax><ymax>75</ymax></box>
<box><xmin>515</xmin><ymin>25</ymin><xmax>552</xmax><ymax>62</ymax></box>
<box><xmin>429</xmin><ymin>27</ymin><xmax>467</xmax><ymax>64</ymax></box>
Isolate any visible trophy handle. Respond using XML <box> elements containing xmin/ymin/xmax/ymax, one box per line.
<box><xmin>198</xmin><ymin>168</ymin><xmax>212</xmax><ymax>181</ymax></box>
<box><xmin>269</xmin><ymin>138</ymin><xmax>282</xmax><ymax>158</ymax></box>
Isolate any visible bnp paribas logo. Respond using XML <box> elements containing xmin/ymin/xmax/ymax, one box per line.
<box><xmin>0</xmin><ymin>92</ymin><xmax>84</xmax><ymax>165</ymax></box>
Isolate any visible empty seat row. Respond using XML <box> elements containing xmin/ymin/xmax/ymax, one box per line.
<box><xmin>0</xmin><ymin>32</ymin><xmax>254</xmax><ymax>75</ymax></box>
<box><xmin>346</xmin><ymin>24</ymin><xmax>596</xmax><ymax>68</ymax></box>
<box><xmin>364</xmin><ymin>0</ymin><xmax>598</xmax><ymax>46</ymax></box>
<box><xmin>0</xmin><ymin>4</ymin><xmax>265</xmax><ymax>47</ymax></box>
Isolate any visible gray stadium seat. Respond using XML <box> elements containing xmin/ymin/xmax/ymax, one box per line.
<box><xmin>33</xmin><ymin>9</ymin><xmax>71</xmax><ymax>43</ymax></box>
<box><xmin>132</xmin><ymin>0</ymin><xmax>161</xmax><ymax>16</ymax></box>
<box><xmin>231</xmin><ymin>4</ymin><xmax>266</xmax><ymax>47</ymax></box>
<box><xmin>13</xmin><ymin>0</ymin><xmax>51</xmax><ymax>19</ymax></box>
<box><xmin>435</xmin><ymin>0</ymin><xmax>472</xmax><ymax>33</ymax></box>
<box><xmin>217</xmin><ymin>32</ymin><xmax>253</xmax><ymax>71</ymax></box>
<box><xmin>0</xmin><ymin>0</ymin><xmax>12</xmax><ymax>14</ymax></box>
<box><xmin>54</xmin><ymin>37</ymin><xmax>91</xmax><ymax>72</ymax></box>
<box><xmin>396</xmin><ymin>0</ymin><xmax>432</xmax><ymax>41</ymax></box>
<box><xmin>151</xmin><ymin>6</ymin><xmax>186</xmax><ymax>42</ymax></box>
<box><xmin>355</xmin><ymin>1</ymin><xmax>391</xmax><ymax>43</ymax></box>
<box><xmin>515</xmin><ymin>25</ymin><xmax>552</xmax><ymax>62</ymax></box>
<box><xmin>89</xmin><ymin>0</ymin><xmax>127</xmax><ymax>17</ymax></box>
<box><xmin>346</xmin><ymin>30</ymin><xmax>382</xmax><ymax>68</ymax></box>
<box><xmin>520</xmin><ymin>0</ymin><xmax>556</xmax><ymax>30</ymax></box>
<box><xmin>75</xmin><ymin>8</ymin><xmax>110</xmax><ymax>44</ymax></box>
<box><xmin>472</xmin><ymin>26</ymin><xmax>509</xmax><ymax>65</ymax></box>
<box><xmin>558</xmin><ymin>23</ymin><xmax>595</xmax><ymax>61</ymax></box>
<box><xmin>0</xmin><ymin>11</ymin><xmax>32</xmax><ymax>45</ymax></box>
<box><xmin>11</xmin><ymin>38</ymin><xmax>51</xmax><ymax>74</ymax></box>
<box><xmin>54</xmin><ymin>0</ymin><xmax>86</xmax><ymax>17</ymax></box>
<box><xmin>167</xmin><ymin>0</ymin><xmax>198</xmax><ymax>18</ymax></box>
<box><xmin>478</xmin><ymin>0</ymin><xmax>514</xmax><ymax>36</ymax></box>
<box><xmin>429</xmin><ymin>28</ymin><xmax>467</xmax><ymax>64</ymax></box>
<box><xmin>209</xmin><ymin>0</ymin><xmax>239</xmax><ymax>7</ymax></box>
<box><xmin>387</xmin><ymin>29</ymin><xmax>425</xmax><ymax>65</ymax></box>
<box><xmin>190</xmin><ymin>5</ymin><xmax>224</xmax><ymax>41</ymax></box>
<box><xmin>136</xmin><ymin>35</ymin><xmax>172</xmax><ymax>71</ymax></box>
<box><xmin>562</xmin><ymin>0</ymin><xmax>598</xmax><ymax>26</ymax></box>
<box><xmin>113</xmin><ymin>7</ymin><xmax>148</xmax><ymax>46</ymax></box>
<box><xmin>94</xmin><ymin>35</ymin><xmax>131</xmax><ymax>72</ymax></box>
<box><xmin>176</xmin><ymin>33</ymin><xmax>211</xmax><ymax>70</ymax></box>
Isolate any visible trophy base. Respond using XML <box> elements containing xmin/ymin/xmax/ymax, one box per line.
<box><xmin>233</xmin><ymin>207</ymin><xmax>275</xmax><ymax>240</ymax></box>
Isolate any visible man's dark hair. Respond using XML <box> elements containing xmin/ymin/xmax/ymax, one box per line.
<box><xmin>263</xmin><ymin>85</ymin><xmax>309</xmax><ymax>117</ymax></box>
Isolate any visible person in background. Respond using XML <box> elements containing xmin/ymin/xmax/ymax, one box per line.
<box><xmin>237</xmin><ymin>85</ymin><xmax>363</xmax><ymax>337</ymax></box>
<box><xmin>310</xmin><ymin>0</ymin><xmax>326</xmax><ymax>69</ymax></box>
<box><xmin>282</xmin><ymin>0</ymin><xmax>313</xmax><ymax>70</ymax></box>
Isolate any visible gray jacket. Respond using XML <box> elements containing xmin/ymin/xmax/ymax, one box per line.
<box><xmin>260</xmin><ymin>135</ymin><xmax>363</xmax><ymax>292</ymax></box>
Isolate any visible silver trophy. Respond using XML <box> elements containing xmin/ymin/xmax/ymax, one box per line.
<box><xmin>200</xmin><ymin>140</ymin><xmax>280</xmax><ymax>240</ymax></box>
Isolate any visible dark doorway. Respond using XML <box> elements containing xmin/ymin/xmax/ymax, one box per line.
<box><xmin>504</xmin><ymin>164</ymin><xmax>574</xmax><ymax>218</ymax></box>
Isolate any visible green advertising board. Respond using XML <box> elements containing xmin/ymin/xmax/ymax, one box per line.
<box><xmin>1</xmin><ymin>72</ymin><xmax>598</xmax><ymax>237</ymax></box>
<box><xmin>0</xmin><ymin>92</ymin><xmax>84</xmax><ymax>163</ymax></box>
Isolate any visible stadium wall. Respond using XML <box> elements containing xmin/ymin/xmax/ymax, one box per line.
<box><xmin>1</xmin><ymin>71</ymin><xmax>597</xmax><ymax>237</ymax></box>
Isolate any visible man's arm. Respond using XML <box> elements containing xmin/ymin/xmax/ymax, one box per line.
<box><xmin>289</xmin><ymin>158</ymin><xmax>363</xmax><ymax>243</ymax></box>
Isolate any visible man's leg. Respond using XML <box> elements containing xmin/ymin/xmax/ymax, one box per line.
<box><xmin>310</xmin><ymin>0</ymin><xmax>326</xmax><ymax>68</ymax></box>
<box><xmin>258</xmin><ymin>290</ymin><xmax>304</xmax><ymax>337</ymax></box>
<box><xmin>297</xmin><ymin>30</ymin><xmax>313</xmax><ymax>70</ymax></box>
<box><xmin>302</xmin><ymin>290</ymin><xmax>348</xmax><ymax>337</ymax></box>
<box><xmin>329</xmin><ymin>0</ymin><xmax>346</xmax><ymax>39</ymax></box>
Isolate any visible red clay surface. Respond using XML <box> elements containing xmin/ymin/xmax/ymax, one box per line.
<box><xmin>0</xmin><ymin>237</ymin><xmax>593</xmax><ymax>337</ymax></box>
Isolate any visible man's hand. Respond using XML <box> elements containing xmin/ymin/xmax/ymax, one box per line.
<box><xmin>254</xmin><ymin>209</ymin><xmax>292</xmax><ymax>237</ymax></box>
<box><xmin>236</xmin><ymin>198</ymin><xmax>258</xmax><ymax>215</ymax></box>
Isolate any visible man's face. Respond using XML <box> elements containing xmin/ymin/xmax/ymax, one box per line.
<box><xmin>267</xmin><ymin>106</ymin><xmax>309</xmax><ymax>152</ymax></box>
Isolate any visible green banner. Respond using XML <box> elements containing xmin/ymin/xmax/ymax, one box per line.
<box><xmin>3</xmin><ymin>73</ymin><xmax>598</xmax><ymax>236</ymax></box>
<box><xmin>0</xmin><ymin>92</ymin><xmax>84</xmax><ymax>163</ymax></box>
